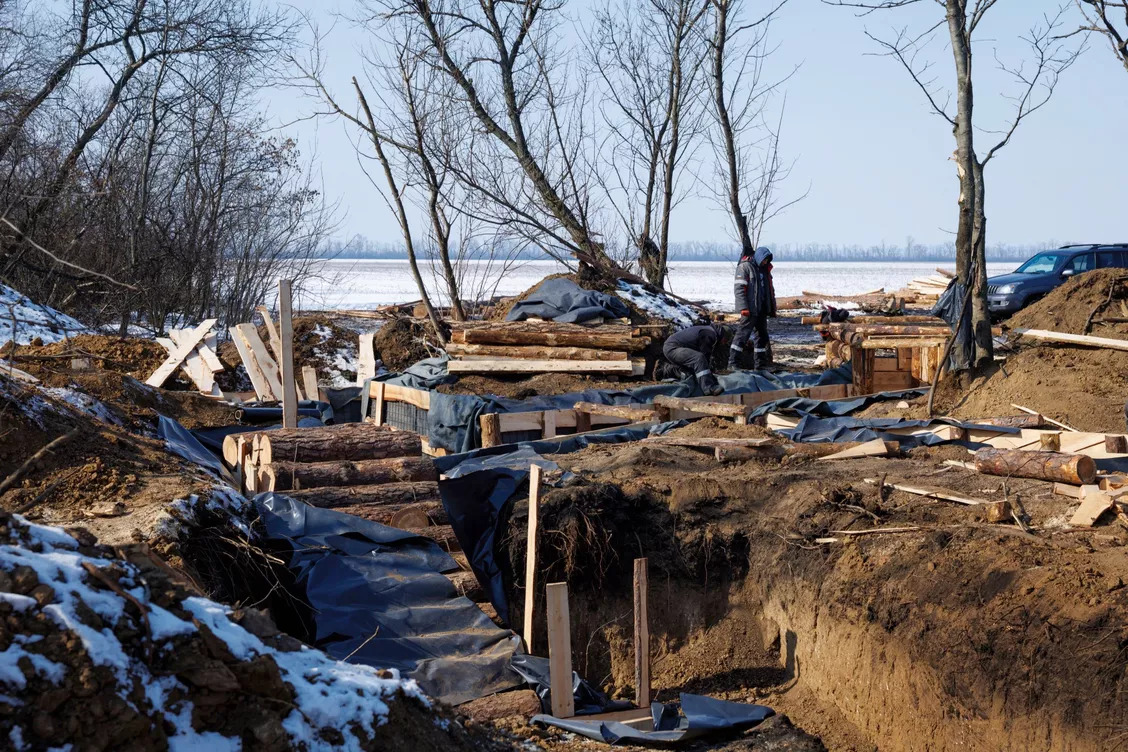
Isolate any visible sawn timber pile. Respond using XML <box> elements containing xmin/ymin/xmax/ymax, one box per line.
<box><xmin>444</xmin><ymin>320</ymin><xmax>656</xmax><ymax>377</ymax></box>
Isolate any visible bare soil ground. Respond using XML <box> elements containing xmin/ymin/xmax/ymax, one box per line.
<box><xmin>490</xmin><ymin>416</ymin><xmax>1128</xmax><ymax>751</ymax></box>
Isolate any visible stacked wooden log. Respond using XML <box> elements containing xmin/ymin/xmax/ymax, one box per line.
<box><xmin>444</xmin><ymin>321</ymin><xmax>654</xmax><ymax>376</ymax></box>
<box><xmin>221</xmin><ymin>422</ymin><xmax>451</xmax><ymax>536</ymax></box>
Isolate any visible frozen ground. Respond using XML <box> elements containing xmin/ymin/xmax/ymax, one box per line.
<box><xmin>301</xmin><ymin>259</ymin><xmax>1016</xmax><ymax>310</ymax></box>
<box><xmin>0</xmin><ymin>284</ymin><xmax>88</xmax><ymax>344</ymax></box>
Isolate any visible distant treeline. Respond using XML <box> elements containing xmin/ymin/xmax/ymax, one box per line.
<box><xmin>317</xmin><ymin>237</ymin><xmax>1061</xmax><ymax>263</ymax></box>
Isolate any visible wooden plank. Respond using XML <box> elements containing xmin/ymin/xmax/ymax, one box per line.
<box><xmin>861</xmin><ymin>337</ymin><xmax>950</xmax><ymax>349</ymax></box>
<box><xmin>542</xmin><ymin>411</ymin><xmax>557</xmax><ymax>439</ymax></box>
<box><xmin>1009</xmin><ymin>404</ymin><xmax>1078</xmax><ymax>432</ymax></box>
<box><xmin>818</xmin><ymin>438</ymin><xmax>893</xmax><ymax>461</ymax></box>
<box><xmin>1013</xmin><ymin>328</ymin><xmax>1128</xmax><ymax>352</ymax></box>
<box><xmin>633</xmin><ymin>558</ymin><xmax>650</xmax><ymax>708</ymax></box>
<box><xmin>371</xmin><ymin>381</ymin><xmax>386</xmax><ymax>426</ymax></box>
<box><xmin>1053</xmin><ymin>482</ymin><xmax>1083</xmax><ymax>499</ymax></box>
<box><xmin>572</xmin><ymin>402</ymin><xmax>663</xmax><ymax>422</ymax></box>
<box><xmin>279</xmin><ymin>280</ymin><xmax>298</xmax><ymax>428</ymax></box>
<box><xmin>0</xmin><ymin>361</ymin><xmax>39</xmax><ymax>383</ymax></box>
<box><xmin>546</xmin><ymin>582</ymin><xmax>574</xmax><ymax>719</ymax></box>
<box><xmin>228</xmin><ymin>329</ymin><xmax>272</xmax><ymax>401</ymax></box>
<box><xmin>167</xmin><ymin>330</ymin><xmax>219</xmax><ymax>394</ymax></box>
<box><xmin>232</xmin><ymin>323</ymin><xmax>283</xmax><ymax>401</ymax></box>
<box><xmin>255</xmin><ymin>305</ymin><xmax>283</xmax><ymax>362</ymax></box>
<box><xmin>873</xmin><ymin>357</ymin><xmax>899</xmax><ymax>372</ymax></box>
<box><xmin>652</xmin><ymin>395</ymin><xmax>749</xmax><ymax>421</ymax></box>
<box><xmin>523</xmin><ymin>464</ymin><xmax>542</xmax><ymax>653</ymax></box>
<box><xmin>302</xmin><ymin>366</ymin><xmax>319</xmax><ymax>404</ymax></box>
<box><xmin>871</xmin><ymin>371</ymin><xmax>917</xmax><ymax>392</ymax></box>
<box><xmin>497</xmin><ymin>409</ymin><xmax>628</xmax><ymax>434</ymax></box>
<box><xmin>481</xmin><ymin>413</ymin><xmax>502</xmax><ymax>448</ymax></box>
<box><xmin>146</xmin><ymin>319</ymin><xmax>216</xmax><ymax>387</ymax></box>
<box><xmin>447</xmin><ymin>359</ymin><xmax>635</xmax><ymax>374</ymax></box>
<box><xmin>381</xmin><ymin>383</ymin><xmax>431</xmax><ymax>410</ymax></box>
<box><xmin>1070</xmin><ymin>486</ymin><xmax>1114</xmax><ymax>527</ymax></box>
<box><xmin>358</xmin><ymin>332</ymin><xmax>377</xmax><ymax>386</ymax></box>
<box><xmin>864</xmin><ymin>478</ymin><xmax>983</xmax><ymax>506</ymax></box>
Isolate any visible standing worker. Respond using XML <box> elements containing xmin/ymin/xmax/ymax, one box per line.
<box><xmin>661</xmin><ymin>323</ymin><xmax>728</xmax><ymax>396</ymax></box>
<box><xmin>730</xmin><ymin>246</ymin><xmax>777</xmax><ymax>370</ymax></box>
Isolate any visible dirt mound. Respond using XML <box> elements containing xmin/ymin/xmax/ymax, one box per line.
<box><xmin>1008</xmin><ymin>268</ymin><xmax>1128</xmax><ymax>334</ymax></box>
<box><xmin>4</xmin><ymin>334</ymin><xmax>174</xmax><ymax>383</ymax></box>
<box><xmin>0</xmin><ymin>514</ymin><xmax>509</xmax><ymax>751</ymax></box>
<box><xmin>666</xmin><ymin>417</ymin><xmax>780</xmax><ymax>441</ymax></box>
<box><xmin>372</xmin><ymin>317</ymin><xmax>435</xmax><ymax>372</ymax></box>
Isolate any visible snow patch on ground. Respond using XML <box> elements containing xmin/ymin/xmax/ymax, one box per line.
<box><xmin>616</xmin><ymin>281</ymin><xmax>705</xmax><ymax>329</ymax></box>
<box><xmin>0</xmin><ymin>515</ymin><xmax>430</xmax><ymax>751</ymax></box>
<box><xmin>311</xmin><ymin>323</ymin><xmax>360</xmax><ymax>389</ymax></box>
<box><xmin>0</xmin><ymin>285</ymin><xmax>88</xmax><ymax>345</ymax></box>
<box><xmin>40</xmin><ymin>387</ymin><xmax>120</xmax><ymax>426</ymax></box>
<box><xmin>155</xmin><ymin>486</ymin><xmax>252</xmax><ymax>541</ymax></box>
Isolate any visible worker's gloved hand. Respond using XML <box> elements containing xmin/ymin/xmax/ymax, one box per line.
<box><xmin>706</xmin><ymin>384</ymin><xmax>725</xmax><ymax>397</ymax></box>
<box><xmin>740</xmin><ymin>309</ymin><xmax>750</xmax><ymax>317</ymax></box>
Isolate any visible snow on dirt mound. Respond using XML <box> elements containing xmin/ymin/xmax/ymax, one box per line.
<box><xmin>0</xmin><ymin>285</ymin><xmax>88</xmax><ymax>345</ymax></box>
<box><xmin>616</xmin><ymin>281</ymin><xmax>705</xmax><ymax>328</ymax></box>
<box><xmin>0</xmin><ymin>513</ymin><xmax>496</xmax><ymax>751</ymax></box>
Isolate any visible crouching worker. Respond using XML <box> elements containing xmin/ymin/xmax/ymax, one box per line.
<box><xmin>730</xmin><ymin>246</ymin><xmax>777</xmax><ymax>370</ymax></box>
<box><xmin>661</xmin><ymin>323</ymin><xmax>728</xmax><ymax>397</ymax></box>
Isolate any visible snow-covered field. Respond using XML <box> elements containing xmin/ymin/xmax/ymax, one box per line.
<box><xmin>300</xmin><ymin>259</ymin><xmax>1017</xmax><ymax>310</ymax></box>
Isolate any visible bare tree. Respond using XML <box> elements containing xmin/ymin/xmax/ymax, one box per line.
<box><xmin>589</xmin><ymin>0</ymin><xmax>710</xmax><ymax>287</ymax></box>
<box><xmin>706</xmin><ymin>0</ymin><xmax>798</xmax><ymax>259</ymax></box>
<box><xmin>1069</xmin><ymin>1</ymin><xmax>1128</xmax><ymax>72</ymax></box>
<box><xmin>826</xmin><ymin>1</ymin><xmax>1080</xmax><ymax>370</ymax></box>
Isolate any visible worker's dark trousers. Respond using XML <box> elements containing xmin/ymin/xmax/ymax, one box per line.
<box><xmin>729</xmin><ymin>315</ymin><xmax>771</xmax><ymax>369</ymax></box>
<box><xmin>664</xmin><ymin>345</ymin><xmax>720</xmax><ymax>395</ymax></box>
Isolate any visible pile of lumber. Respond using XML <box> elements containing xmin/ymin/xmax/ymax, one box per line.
<box><xmin>227</xmin><ymin>307</ymin><xmax>320</xmax><ymax>403</ymax></box>
<box><xmin>146</xmin><ymin>319</ymin><xmax>225</xmax><ymax>397</ymax></box>
<box><xmin>444</xmin><ymin>321</ymin><xmax>653</xmax><ymax>376</ymax></box>
<box><xmin>903</xmin><ymin>269</ymin><xmax>954</xmax><ymax>304</ymax></box>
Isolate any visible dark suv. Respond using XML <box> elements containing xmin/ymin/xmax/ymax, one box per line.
<box><xmin>987</xmin><ymin>243</ymin><xmax>1128</xmax><ymax>316</ymax></box>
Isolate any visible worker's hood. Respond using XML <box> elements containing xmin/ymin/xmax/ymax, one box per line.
<box><xmin>753</xmin><ymin>246</ymin><xmax>773</xmax><ymax>265</ymax></box>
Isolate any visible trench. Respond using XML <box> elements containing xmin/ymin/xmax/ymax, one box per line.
<box><xmin>510</xmin><ymin>475</ymin><xmax>1128</xmax><ymax>752</ymax></box>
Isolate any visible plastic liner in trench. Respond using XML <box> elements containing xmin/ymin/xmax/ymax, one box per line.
<box><xmin>253</xmin><ymin>492</ymin><xmax>523</xmax><ymax>706</ymax></box>
<box><xmin>533</xmin><ymin>693</ymin><xmax>775</xmax><ymax>745</ymax></box>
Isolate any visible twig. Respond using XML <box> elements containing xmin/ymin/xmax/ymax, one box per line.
<box><xmin>342</xmin><ymin>626</ymin><xmax>381</xmax><ymax>662</ymax></box>
<box><xmin>0</xmin><ymin>429</ymin><xmax>80</xmax><ymax>497</ymax></box>
<box><xmin>828</xmin><ymin>526</ymin><xmax>922</xmax><ymax>536</ymax></box>
<box><xmin>0</xmin><ymin>217</ymin><xmax>140</xmax><ymax>290</ymax></box>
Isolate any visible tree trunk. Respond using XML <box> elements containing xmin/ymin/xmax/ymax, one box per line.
<box><xmin>973</xmin><ymin>448</ymin><xmax>1096</xmax><ymax>485</ymax></box>
<box><xmin>970</xmin><ymin>158</ymin><xmax>993</xmax><ymax>366</ymax></box>
<box><xmin>947</xmin><ymin>0</ymin><xmax>977</xmax><ymax>372</ymax></box>
<box><xmin>259</xmin><ymin>426</ymin><xmax>420</xmax><ymax>465</ymax></box>
<box><xmin>262</xmin><ymin>456</ymin><xmax>437</xmax><ymax>492</ymax></box>
<box><xmin>711</xmin><ymin>0</ymin><xmax>756</xmax><ymax>258</ymax></box>
<box><xmin>285</xmin><ymin>481</ymin><xmax>441</xmax><ymax>509</ymax></box>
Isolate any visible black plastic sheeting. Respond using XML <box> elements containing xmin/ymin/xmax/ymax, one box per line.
<box><xmin>157</xmin><ymin>416</ymin><xmax>233</xmax><ymax>482</ymax></box>
<box><xmin>254</xmin><ymin>493</ymin><xmax>523</xmax><ymax>706</ymax></box>
<box><xmin>375</xmin><ymin>363</ymin><xmax>852</xmax><ymax>454</ymax></box>
<box><xmin>533</xmin><ymin>693</ymin><xmax>775</xmax><ymax>745</ymax></box>
<box><xmin>933</xmin><ymin>280</ymin><xmax>971</xmax><ymax>370</ymax></box>
<box><xmin>505</xmin><ymin>277</ymin><xmax>631</xmax><ymax>324</ymax></box>
<box><xmin>511</xmin><ymin>654</ymin><xmax>633</xmax><ymax>716</ymax></box>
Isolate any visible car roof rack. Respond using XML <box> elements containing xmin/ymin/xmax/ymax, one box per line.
<box><xmin>1059</xmin><ymin>243</ymin><xmax>1103</xmax><ymax>249</ymax></box>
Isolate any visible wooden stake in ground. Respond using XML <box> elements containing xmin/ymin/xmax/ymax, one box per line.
<box><xmin>973</xmin><ymin>448</ymin><xmax>1096</xmax><ymax>485</ymax></box>
<box><xmin>523</xmin><ymin>464</ymin><xmax>542</xmax><ymax>654</ymax></box>
<box><xmin>546</xmin><ymin>582</ymin><xmax>574</xmax><ymax>718</ymax></box>
<box><xmin>279</xmin><ymin>280</ymin><xmax>298</xmax><ymax>428</ymax></box>
<box><xmin>357</xmin><ymin>332</ymin><xmax>377</xmax><ymax>386</ymax></box>
<box><xmin>302</xmin><ymin>366</ymin><xmax>320</xmax><ymax>403</ymax></box>
<box><xmin>633</xmin><ymin>558</ymin><xmax>650</xmax><ymax>708</ymax></box>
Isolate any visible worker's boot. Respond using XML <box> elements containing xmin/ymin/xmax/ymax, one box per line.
<box><xmin>699</xmin><ymin>372</ymin><xmax>724</xmax><ymax>397</ymax></box>
<box><xmin>753</xmin><ymin>351</ymin><xmax>773</xmax><ymax>372</ymax></box>
<box><xmin>727</xmin><ymin>347</ymin><xmax>743</xmax><ymax>371</ymax></box>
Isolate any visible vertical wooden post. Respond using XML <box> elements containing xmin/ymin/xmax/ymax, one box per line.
<box><xmin>480</xmin><ymin>413</ymin><xmax>502</xmax><ymax>447</ymax></box>
<box><xmin>575</xmin><ymin>411</ymin><xmax>592</xmax><ymax>434</ymax></box>
<box><xmin>523</xmin><ymin>464</ymin><xmax>543</xmax><ymax>652</ymax></box>
<box><xmin>358</xmin><ymin>332</ymin><xmax>377</xmax><ymax>386</ymax></box>
<box><xmin>633</xmin><ymin>557</ymin><xmax>650</xmax><ymax>708</ymax></box>
<box><xmin>278</xmin><ymin>280</ymin><xmax>298</xmax><ymax>429</ymax></box>
<box><xmin>371</xmin><ymin>381</ymin><xmax>386</xmax><ymax>426</ymax></box>
<box><xmin>542</xmin><ymin>411</ymin><xmax>557</xmax><ymax>439</ymax></box>
<box><xmin>302</xmin><ymin>366</ymin><xmax>319</xmax><ymax>404</ymax></box>
<box><xmin>546</xmin><ymin>582</ymin><xmax>574</xmax><ymax>718</ymax></box>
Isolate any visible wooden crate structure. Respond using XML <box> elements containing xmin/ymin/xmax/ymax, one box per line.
<box><xmin>850</xmin><ymin>340</ymin><xmax>948</xmax><ymax>394</ymax></box>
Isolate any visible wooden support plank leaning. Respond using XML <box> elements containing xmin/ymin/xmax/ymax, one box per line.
<box><xmin>633</xmin><ymin>558</ymin><xmax>650</xmax><ymax>708</ymax></box>
<box><xmin>523</xmin><ymin>464</ymin><xmax>543</xmax><ymax>654</ymax></box>
<box><xmin>255</xmin><ymin>305</ymin><xmax>283</xmax><ymax>362</ymax></box>
<box><xmin>1013</xmin><ymin>328</ymin><xmax>1128</xmax><ymax>352</ymax></box>
<box><xmin>302</xmin><ymin>366</ymin><xmax>319</xmax><ymax>403</ymax></box>
<box><xmin>546</xmin><ymin>582</ymin><xmax>574</xmax><ymax>719</ymax></box>
<box><xmin>358</xmin><ymin>332</ymin><xmax>377</xmax><ymax>386</ymax></box>
<box><xmin>279</xmin><ymin>280</ymin><xmax>298</xmax><ymax>428</ymax></box>
<box><xmin>231</xmin><ymin>323</ymin><xmax>283</xmax><ymax>401</ymax></box>
<box><xmin>146</xmin><ymin>319</ymin><xmax>216</xmax><ymax>387</ymax></box>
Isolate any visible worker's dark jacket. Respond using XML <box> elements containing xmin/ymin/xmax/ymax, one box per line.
<box><xmin>663</xmin><ymin>324</ymin><xmax>725</xmax><ymax>373</ymax></box>
<box><xmin>734</xmin><ymin>247</ymin><xmax>777</xmax><ymax>318</ymax></box>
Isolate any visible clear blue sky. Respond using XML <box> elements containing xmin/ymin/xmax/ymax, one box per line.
<box><xmin>269</xmin><ymin>0</ymin><xmax>1128</xmax><ymax>249</ymax></box>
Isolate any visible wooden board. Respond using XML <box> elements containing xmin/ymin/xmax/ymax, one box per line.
<box><xmin>381</xmin><ymin>382</ymin><xmax>431</xmax><ymax>410</ymax></box>
<box><xmin>302</xmin><ymin>366</ymin><xmax>319</xmax><ymax>403</ymax></box>
<box><xmin>546</xmin><ymin>582</ymin><xmax>574</xmax><ymax>719</ymax></box>
<box><xmin>232</xmin><ymin>323</ymin><xmax>284</xmax><ymax>401</ymax></box>
<box><xmin>523</xmin><ymin>464</ymin><xmax>542</xmax><ymax>653</ymax></box>
<box><xmin>255</xmin><ymin>305</ymin><xmax>283</xmax><ymax>362</ymax></box>
<box><xmin>633</xmin><ymin>558</ymin><xmax>650</xmax><ymax>708</ymax></box>
<box><xmin>1070</xmin><ymin>486</ymin><xmax>1114</xmax><ymax>527</ymax></box>
<box><xmin>1013</xmin><ymin>328</ymin><xmax>1128</xmax><ymax>352</ymax></box>
<box><xmin>0</xmin><ymin>361</ymin><xmax>38</xmax><ymax>383</ymax></box>
<box><xmin>358</xmin><ymin>332</ymin><xmax>377</xmax><ymax>386</ymax></box>
<box><xmin>817</xmin><ymin>438</ymin><xmax>893</xmax><ymax>461</ymax></box>
<box><xmin>279</xmin><ymin>280</ymin><xmax>298</xmax><ymax>428</ymax></box>
<box><xmin>447</xmin><ymin>359</ymin><xmax>635</xmax><ymax>374</ymax></box>
<box><xmin>146</xmin><ymin>319</ymin><xmax>216</xmax><ymax>387</ymax></box>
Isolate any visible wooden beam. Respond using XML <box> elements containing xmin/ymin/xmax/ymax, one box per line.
<box><xmin>572</xmin><ymin>402</ymin><xmax>663</xmax><ymax>422</ymax></box>
<box><xmin>255</xmin><ymin>305</ymin><xmax>283</xmax><ymax>363</ymax></box>
<box><xmin>480</xmin><ymin>413</ymin><xmax>502</xmax><ymax>448</ymax></box>
<box><xmin>523</xmin><ymin>464</ymin><xmax>542</xmax><ymax>653</ymax></box>
<box><xmin>445</xmin><ymin>343</ymin><xmax>629</xmax><ymax>361</ymax></box>
<box><xmin>146</xmin><ymin>319</ymin><xmax>216</xmax><ymax>387</ymax></box>
<box><xmin>864</xmin><ymin>478</ymin><xmax>984</xmax><ymax>506</ymax></box>
<box><xmin>231</xmin><ymin>323</ymin><xmax>283</xmax><ymax>401</ymax></box>
<box><xmin>370</xmin><ymin>381</ymin><xmax>386</xmax><ymax>426</ymax></box>
<box><xmin>380</xmin><ymin>383</ymin><xmax>431</xmax><ymax>410</ymax></box>
<box><xmin>302</xmin><ymin>366</ymin><xmax>319</xmax><ymax>403</ymax></box>
<box><xmin>447</xmin><ymin>359</ymin><xmax>635</xmax><ymax>374</ymax></box>
<box><xmin>279</xmin><ymin>280</ymin><xmax>298</xmax><ymax>428</ymax></box>
<box><xmin>546</xmin><ymin>582</ymin><xmax>574</xmax><ymax>718</ymax></box>
<box><xmin>861</xmin><ymin>337</ymin><xmax>950</xmax><ymax>349</ymax></box>
<box><xmin>1013</xmin><ymin>328</ymin><xmax>1128</xmax><ymax>352</ymax></box>
<box><xmin>633</xmin><ymin>558</ymin><xmax>650</xmax><ymax>708</ymax></box>
<box><xmin>652</xmin><ymin>395</ymin><xmax>749</xmax><ymax>422</ymax></box>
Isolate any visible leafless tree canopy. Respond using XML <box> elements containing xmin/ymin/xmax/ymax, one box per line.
<box><xmin>1070</xmin><ymin>1</ymin><xmax>1128</xmax><ymax>72</ymax></box>
<box><xmin>0</xmin><ymin>0</ymin><xmax>334</xmax><ymax>331</ymax></box>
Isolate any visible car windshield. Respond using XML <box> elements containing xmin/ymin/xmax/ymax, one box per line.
<box><xmin>1015</xmin><ymin>252</ymin><xmax>1064</xmax><ymax>274</ymax></box>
